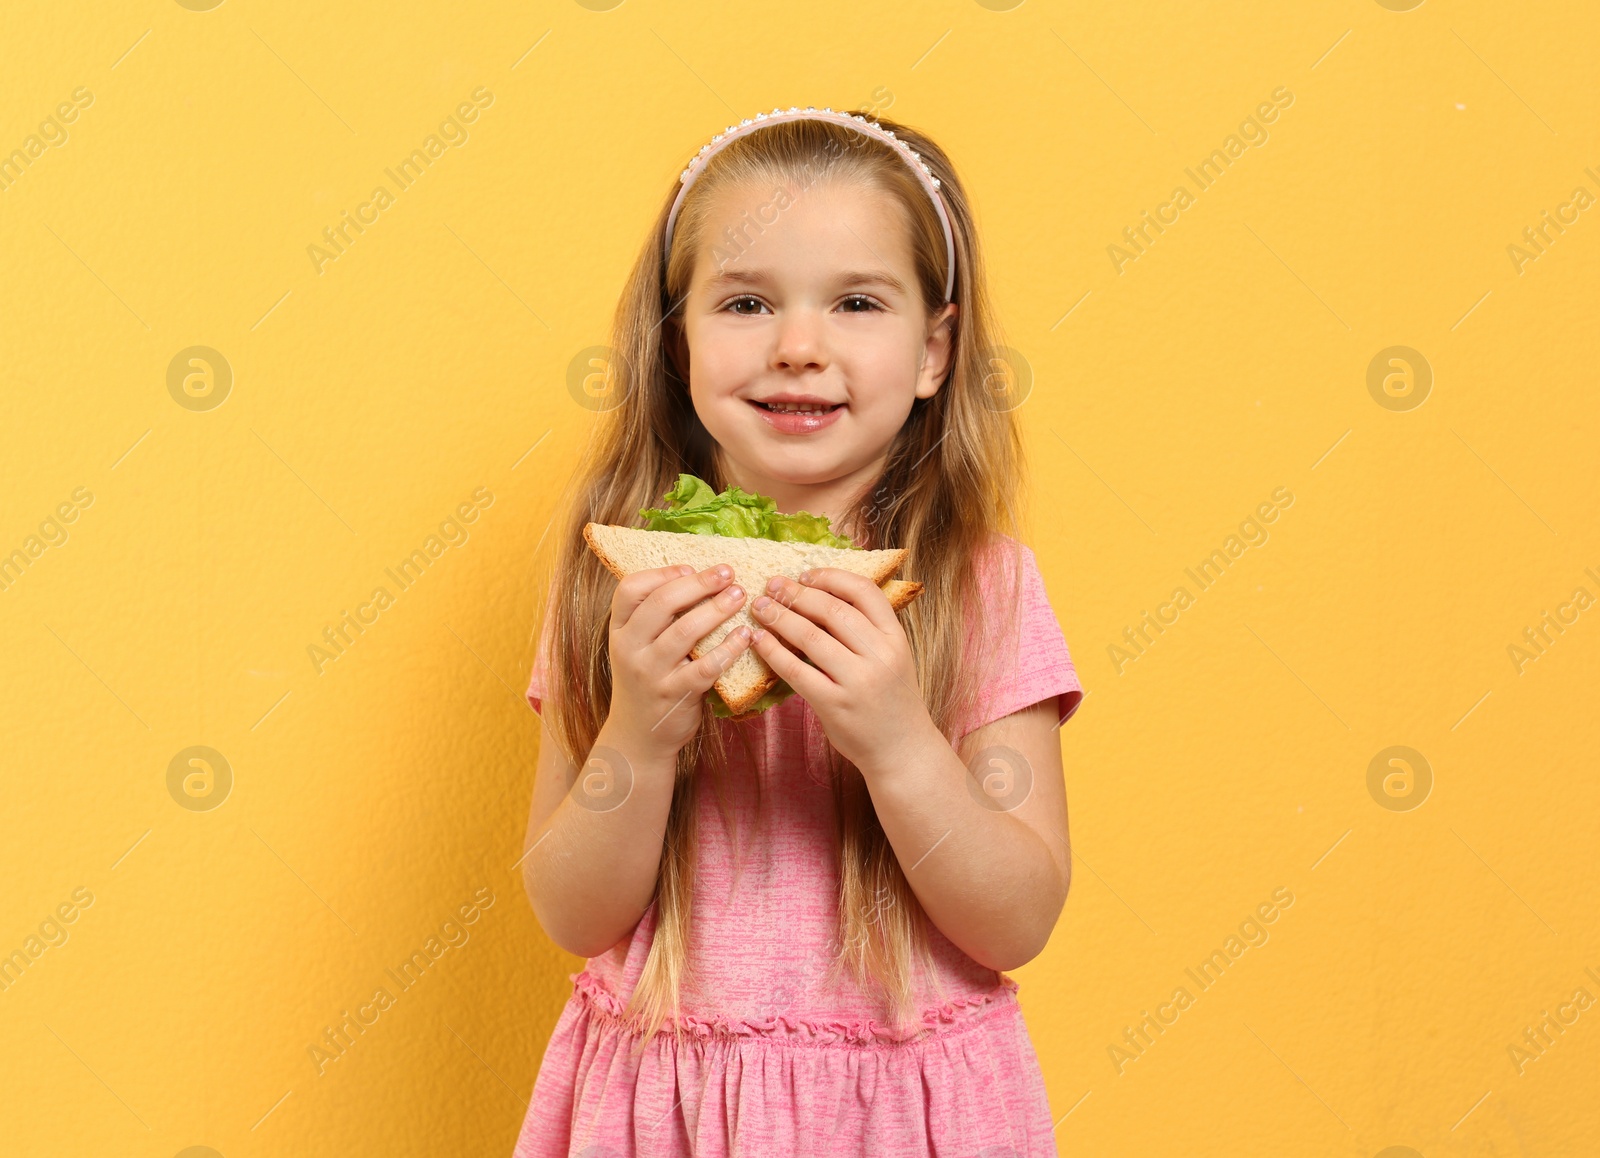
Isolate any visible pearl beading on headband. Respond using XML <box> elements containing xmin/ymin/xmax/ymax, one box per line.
<box><xmin>662</xmin><ymin>106</ymin><xmax>957</xmax><ymax>304</ymax></box>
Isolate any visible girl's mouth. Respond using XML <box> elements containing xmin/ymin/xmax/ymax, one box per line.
<box><xmin>749</xmin><ymin>400</ymin><xmax>845</xmax><ymax>434</ymax></box>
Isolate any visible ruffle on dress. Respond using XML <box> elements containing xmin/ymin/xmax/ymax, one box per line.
<box><xmin>569</xmin><ymin>969</ymin><xmax>1024</xmax><ymax>1049</ymax></box>
<box><xmin>513</xmin><ymin>971</ymin><xmax>1059</xmax><ymax>1158</ymax></box>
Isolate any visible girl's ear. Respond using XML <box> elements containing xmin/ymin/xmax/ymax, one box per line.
<box><xmin>914</xmin><ymin>303</ymin><xmax>959</xmax><ymax>400</ymax></box>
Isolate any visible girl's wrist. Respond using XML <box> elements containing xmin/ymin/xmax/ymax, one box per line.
<box><xmin>595</xmin><ymin>714</ymin><xmax>683</xmax><ymax>777</ymax></box>
<box><xmin>549</xmin><ymin>717</ymin><xmax>682</xmax><ymax>821</ymax></box>
<box><xmin>852</xmin><ymin>712</ymin><xmax>949</xmax><ymax>790</ymax></box>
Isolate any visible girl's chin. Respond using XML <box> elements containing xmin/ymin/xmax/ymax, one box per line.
<box><xmin>718</xmin><ymin>446</ymin><xmax>850</xmax><ymax>486</ymax></box>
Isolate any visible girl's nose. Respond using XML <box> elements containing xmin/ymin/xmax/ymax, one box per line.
<box><xmin>771</xmin><ymin>310</ymin><xmax>827</xmax><ymax>372</ymax></box>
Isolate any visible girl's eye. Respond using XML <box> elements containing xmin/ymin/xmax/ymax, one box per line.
<box><xmin>839</xmin><ymin>295</ymin><xmax>883</xmax><ymax>313</ymax></box>
<box><xmin>727</xmin><ymin>296</ymin><xmax>768</xmax><ymax>315</ymax></box>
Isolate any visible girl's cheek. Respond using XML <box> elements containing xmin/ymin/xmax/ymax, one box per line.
<box><xmin>688</xmin><ymin>349</ymin><xmax>735</xmax><ymax>390</ymax></box>
<box><xmin>696</xmin><ymin>346</ymin><xmax>756</xmax><ymax>390</ymax></box>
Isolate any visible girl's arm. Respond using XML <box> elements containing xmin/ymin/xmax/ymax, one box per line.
<box><xmin>520</xmin><ymin>720</ymin><xmax>682</xmax><ymax>959</ymax></box>
<box><xmin>521</xmin><ymin>564</ymin><xmax>755</xmax><ymax>958</ymax></box>
<box><xmin>859</xmin><ymin>698</ymin><xmax>1070</xmax><ymax>973</ymax></box>
<box><xmin>750</xmin><ymin>570</ymin><xmax>1070</xmax><ymax>973</ymax></box>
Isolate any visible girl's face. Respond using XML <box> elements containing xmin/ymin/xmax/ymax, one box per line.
<box><xmin>675</xmin><ymin>176</ymin><xmax>957</xmax><ymax>523</ymax></box>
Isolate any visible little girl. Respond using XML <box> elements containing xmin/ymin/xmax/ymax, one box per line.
<box><xmin>515</xmin><ymin>106</ymin><xmax>1083</xmax><ymax>1157</ymax></box>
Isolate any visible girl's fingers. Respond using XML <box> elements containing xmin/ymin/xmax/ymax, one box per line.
<box><xmin>655</xmin><ymin>580</ymin><xmax>750</xmax><ymax>662</ymax></box>
<box><xmin>759</xmin><ymin>574</ymin><xmax>883</xmax><ymax>662</ymax></box>
<box><xmin>749</xmin><ymin>590</ymin><xmax>853</xmax><ymax>678</ymax></box>
<box><xmin>748</xmin><ymin>625</ymin><xmax>831</xmax><ymax>700</ymax></box>
<box><xmin>616</xmin><ymin>564</ymin><xmax>732</xmax><ymax>643</ymax></box>
<box><xmin>682</xmin><ymin>625</ymin><xmax>755</xmax><ymax>689</ymax></box>
<box><xmin>793</xmin><ymin>568</ymin><xmax>902</xmax><ymax>635</ymax></box>
<box><xmin>611</xmin><ymin>565</ymin><xmax>691</xmax><ymax>635</ymax></box>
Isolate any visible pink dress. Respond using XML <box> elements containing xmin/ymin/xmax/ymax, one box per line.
<box><xmin>515</xmin><ymin>536</ymin><xmax>1084</xmax><ymax>1157</ymax></box>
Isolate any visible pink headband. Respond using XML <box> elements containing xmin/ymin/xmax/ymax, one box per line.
<box><xmin>663</xmin><ymin>106</ymin><xmax>957</xmax><ymax>304</ymax></box>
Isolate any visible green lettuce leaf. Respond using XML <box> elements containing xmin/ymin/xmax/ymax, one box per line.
<box><xmin>639</xmin><ymin>473</ymin><xmax>856</xmax><ymax>549</ymax></box>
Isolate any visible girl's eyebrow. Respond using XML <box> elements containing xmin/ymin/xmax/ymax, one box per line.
<box><xmin>704</xmin><ymin>268</ymin><xmax>908</xmax><ymax>294</ymax></box>
<box><xmin>836</xmin><ymin>271</ymin><xmax>910</xmax><ymax>294</ymax></box>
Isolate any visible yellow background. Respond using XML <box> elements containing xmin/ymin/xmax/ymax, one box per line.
<box><xmin>2</xmin><ymin>0</ymin><xmax>1596</xmax><ymax>1154</ymax></box>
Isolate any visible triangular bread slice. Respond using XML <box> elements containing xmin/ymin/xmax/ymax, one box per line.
<box><xmin>583</xmin><ymin>524</ymin><xmax>923</xmax><ymax>715</ymax></box>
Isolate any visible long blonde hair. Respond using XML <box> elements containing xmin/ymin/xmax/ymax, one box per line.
<box><xmin>534</xmin><ymin>110</ymin><xmax>1029</xmax><ymax>1046</ymax></box>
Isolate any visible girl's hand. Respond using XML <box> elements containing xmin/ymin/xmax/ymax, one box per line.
<box><xmin>750</xmin><ymin>569</ymin><xmax>932</xmax><ymax>770</ymax></box>
<box><xmin>606</xmin><ymin>564</ymin><xmax>755</xmax><ymax>760</ymax></box>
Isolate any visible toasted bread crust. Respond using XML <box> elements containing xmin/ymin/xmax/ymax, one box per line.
<box><xmin>582</xmin><ymin>522</ymin><xmax>629</xmax><ymax>583</ymax></box>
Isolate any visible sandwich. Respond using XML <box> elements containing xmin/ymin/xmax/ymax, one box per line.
<box><xmin>583</xmin><ymin>474</ymin><xmax>923</xmax><ymax>719</ymax></box>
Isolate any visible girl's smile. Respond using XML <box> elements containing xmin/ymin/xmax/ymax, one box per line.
<box><xmin>749</xmin><ymin>391</ymin><xmax>847</xmax><ymax>433</ymax></box>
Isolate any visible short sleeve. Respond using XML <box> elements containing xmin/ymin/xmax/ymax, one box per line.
<box><xmin>953</xmin><ymin>537</ymin><xmax>1084</xmax><ymax>739</ymax></box>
